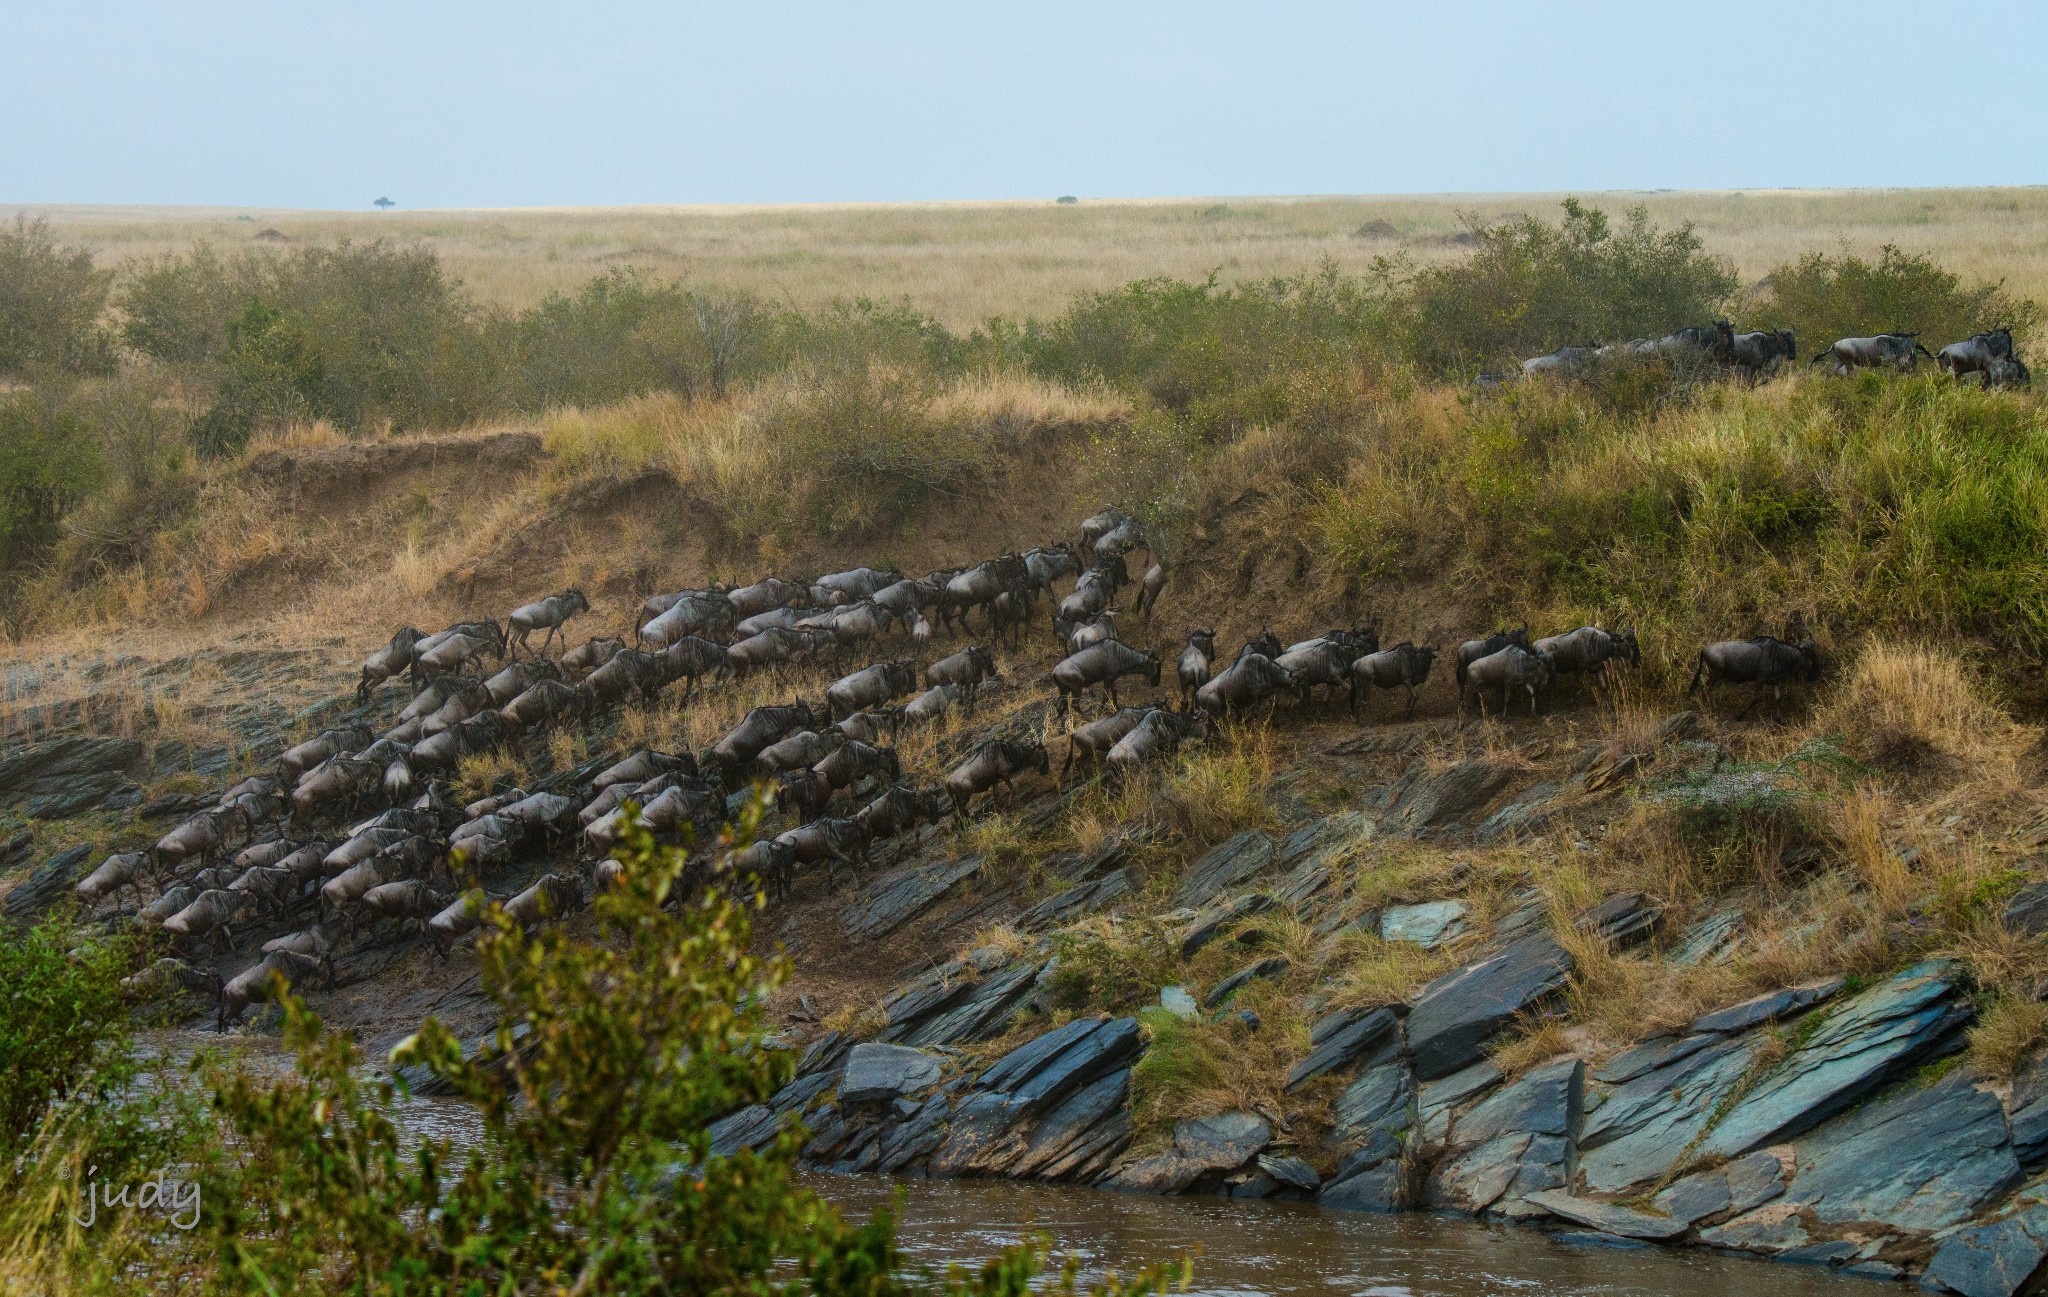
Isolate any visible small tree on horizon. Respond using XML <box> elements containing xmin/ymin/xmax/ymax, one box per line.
<box><xmin>373</xmin><ymin>197</ymin><xmax>395</xmax><ymax>210</ymax></box>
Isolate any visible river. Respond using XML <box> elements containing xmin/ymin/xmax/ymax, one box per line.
<box><xmin>393</xmin><ymin>1096</ymin><xmax>1858</xmax><ymax>1295</ymax></box>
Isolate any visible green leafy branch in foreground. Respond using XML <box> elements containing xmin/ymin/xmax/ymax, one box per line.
<box><xmin>196</xmin><ymin>808</ymin><xmax>1184</xmax><ymax>1296</ymax></box>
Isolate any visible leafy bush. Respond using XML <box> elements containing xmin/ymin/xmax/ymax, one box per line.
<box><xmin>120</xmin><ymin>241</ymin><xmax>263</xmax><ymax>368</ymax></box>
<box><xmin>0</xmin><ymin>392</ymin><xmax>104</xmax><ymax>580</ymax></box>
<box><xmin>1756</xmin><ymin>244</ymin><xmax>2039</xmax><ymax>358</ymax></box>
<box><xmin>0</xmin><ymin>920</ymin><xmax>132</xmax><ymax>1165</ymax></box>
<box><xmin>1396</xmin><ymin>200</ymin><xmax>1739</xmax><ymax>372</ymax></box>
<box><xmin>0</xmin><ymin>217</ymin><xmax>115</xmax><ymax>378</ymax></box>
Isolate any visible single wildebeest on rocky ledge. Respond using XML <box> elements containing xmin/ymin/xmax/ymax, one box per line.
<box><xmin>943</xmin><ymin>740</ymin><xmax>1050</xmax><ymax>818</ymax></box>
<box><xmin>507</xmin><ymin>589</ymin><xmax>589</xmax><ymax>659</ymax></box>
<box><xmin>1531</xmin><ymin>625</ymin><xmax>1639</xmax><ymax>694</ymax></box>
<box><xmin>826</xmin><ymin>660</ymin><xmax>919</xmax><ymax>722</ymax></box>
<box><xmin>1350</xmin><ymin>642</ymin><xmax>1439</xmax><ymax>720</ymax></box>
<box><xmin>357</xmin><ymin>627</ymin><xmax>424</xmax><ymax>701</ymax></box>
<box><xmin>1052</xmin><ymin>640</ymin><xmax>1162</xmax><ymax>716</ymax></box>
<box><xmin>1689</xmin><ymin>635</ymin><xmax>1823</xmax><ymax>717</ymax></box>
<box><xmin>1460</xmin><ymin>644</ymin><xmax>1556</xmax><ymax>719</ymax></box>
<box><xmin>926</xmin><ymin>644</ymin><xmax>1001</xmax><ymax>715</ymax></box>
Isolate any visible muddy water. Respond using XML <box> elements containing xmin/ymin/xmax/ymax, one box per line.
<box><xmin>810</xmin><ymin>1174</ymin><xmax>1865</xmax><ymax>1296</ymax></box>
<box><xmin>391</xmin><ymin>1098</ymin><xmax>1857</xmax><ymax>1294</ymax></box>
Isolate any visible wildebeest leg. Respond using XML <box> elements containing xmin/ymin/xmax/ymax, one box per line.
<box><xmin>1107</xmin><ymin>680</ymin><xmax>1121</xmax><ymax>709</ymax></box>
<box><xmin>1404</xmin><ymin>684</ymin><xmax>1417</xmax><ymax>721</ymax></box>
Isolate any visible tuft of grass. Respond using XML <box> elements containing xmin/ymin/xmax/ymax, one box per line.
<box><xmin>1158</xmin><ymin>723</ymin><xmax>1280</xmax><ymax>845</ymax></box>
<box><xmin>1969</xmin><ymin>993</ymin><xmax>2048</xmax><ymax>1081</ymax></box>
<box><xmin>1816</xmin><ymin>640</ymin><xmax>2038</xmax><ymax>782</ymax></box>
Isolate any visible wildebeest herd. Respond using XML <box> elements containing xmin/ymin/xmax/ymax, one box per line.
<box><xmin>90</xmin><ymin>503</ymin><xmax>1830</xmax><ymax>1032</ymax></box>
<box><xmin>1511</xmin><ymin>322</ymin><xmax>2030</xmax><ymax>386</ymax></box>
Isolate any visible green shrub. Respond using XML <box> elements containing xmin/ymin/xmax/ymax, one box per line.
<box><xmin>0</xmin><ymin>392</ymin><xmax>104</xmax><ymax>580</ymax></box>
<box><xmin>0</xmin><ymin>217</ymin><xmax>114</xmax><ymax>378</ymax></box>
<box><xmin>1397</xmin><ymin>200</ymin><xmax>1739</xmax><ymax>372</ymax></box>
<box><xmin>1757</xmin><ymin>244</ymin><xmax>2038</xmax><ymax>358</ymax></box>
<box><xmin>0</xmin><ymin>919</ymin><xmax>132</xmax><ymax>1165</ymax></box>
<box><xmin>120</xmin><ymin>241</ymin><xmax>262</xmax><ymax>368</ymax></box>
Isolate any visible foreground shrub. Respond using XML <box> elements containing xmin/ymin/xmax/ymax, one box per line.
<box><xmin>1757</xmin><ymin>244</ymin><xmax>2038</xmax><ymax>357</ymax></box>
<box><xmin>0</xmin><ymin>217</ymin><xmax>115</xmax><ymax>378</ymax></box>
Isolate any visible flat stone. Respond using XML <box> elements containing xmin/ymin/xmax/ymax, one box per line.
<box><xmin>1577</xmin><ymin>1034</ymin><xmax>1761</xmax><ymax>1195</ymax></box>
<box><xmin>1007</xmin><ymin>1017</ymin><xmax>1143</xmax><ymax>1115</ymax></box>
<box><xmin>978</xmin><ymin>1016</ymin><xmax>1102</xmax><ymax>1093</ymax></box>
<box><xmin>1520</xmin><ymin>1190</ymin><xmax>1687</xmax><ymax>1240</ymax></box>
<box><xmin>3</xmin><ymin>843</ymin><xmax>92</xmax><ymax>921</ymax></box>
<box><xmin>1425</xmin><ymin>1131</ymin><xmax>1571</xmax><ymax>1214</ymax></box>
<box><xmin>1204</xmin><ymin>957</ymin><xmax>1289</xmax><ymax>1008</ymax></box>
<box><xmin>1012</xmin><ymin>1069</ymin><xmax>1132</xmax><ymax>1179</ymax></box>
<box><xmin>1285</xmin><ymin>1006</ymin><xmax>1400</xmax><ymax>1091</ymax></box>
<box><xmin>1652</xmin><ymin>1149</ymin><xmax>1784</xmax><ymax>1225</ymax></box>
<box><xmin>2009</xmin><ymin>1052</ymin><xmax>2048</xmax><ymax>1168</ymax></box>
<box><xmin>1380</xmin><ymin>900</ymin><xmax>1470</xmax><ymax>948</ymax></box>
<box><xmin>839</xmin><ymin>1043</ymin><xmax>942</xmax><ymax>1107</ymax></box>
<box><xmin>1687</xmin><ymin>978</ymin><xmax>1843</xmax><ymax>1035</ymax></box>
<box><xmin>1177</xmin><ymin>891</ymin><xmax>1276</xmax><ymax>958</ymax></box>
<box><xmin>0</xmin><ymin>737</ymin><xmax>144</xmax><ymax>819</ymax></box>
<box><xmin>1172</xmin><ymin>831</ymin><xmax>1276</xmax><ymax>908</ymax></box>
<box><xmin>1550</xmin><ymin>1230</ymin><xmax>1650</xmax><ymax>1250</ymax></box>
<box><xmin>1015</xmin><ymin>868</ymin><xmax>1133</xmax><ymax>932</ymax></box>
<box><xmin>1417</xmin><ymin>1059</ymin><xmax>1502</xmax><ymax>1138</ymax></box>
<box><xmin>1333</xmin><ymin>1049</ymin><xmax>1415</xmax><ymax>1150</ymax></box>
<box><xmin>1159</xmin><ymin>986</ymin><xmax>1199</xmax><ymax>1019</ymax></box>
<box><xmin>1593</xmin><ymin>1033</ymin><xmax>1716</xmax><ymax>1084</ymax></box>
<box><xmin>899</xmin><ymin>959</ymin><xmax>1045</xmax><ymax>1047</ymax></box>
<box><xmin>1669</xmin><ymin>908</ymin><xmax>1742</xmax><ymax>966</ymax></box>
<box><xmin>2003</xmin><ymin>882</ymin><xmax>2048</xmax><ymax>938</ymax></box>
<box><xmin>1104</xmin><ymin>1112</ymin><xmax>1270</xmax><ymax>1194</ymax></box>
<box><xmin>1780</xmin><ymin>1067</ymin><xmax>2019</xmax><ymax>1233</ymax></box>
<box><xmin>1450</xmin><ymin>1057</ymin><xmax>1582</xmax><ymax>1148</ymax></box>
<box><xmin>1475</xmin><ymin>780</ymin><xmax>1566</xmax><ymax>844</ymax></box>
<box><xmin>1318</xmin><ymin>1161</ymin><xmax>1408</xmax><ymax>1213</ymax></box>
<box><xmin>1776</xmin><ymin>1240</ymin><xmax>1859</xmax><ymax>1267</ymax></box>
<box><xmin>1370</xmin><ymin>759</ymin><xmax>1511</xmax><ymax>837</ymax></box>
<box><xmin>1258</xmin><ymin>1153</ymin><xmax>1320</xmax><ymax>1192</ymax></box>
<box><xmin>840</xmin><ymin>853</ymin><xmax>986</xmax><ymax>940</ymax></box>
<box><xmin>1698</xmin><ymin>1205</ymin><xmax>1810</xmax><ymax>1255</ymax></box>
<box><xmin>1574</xmin><ymin>893</ymin><xmax>1659</xmax><ymax>948</ymax></box>
<box><xmin>1924</xmin><ymin>1203</ymin><xmax>2048</xmax><ymax>1297</ymax></box>
<box><xmin>1406</xmin><ymin>933</ymin><xmax>1573</xmax><ymax>1081</ymax></box>
<box><xmin>1696</xmin><ymin>960</ymin><xmax>1973</xmax><ymax>1161</ymax></box>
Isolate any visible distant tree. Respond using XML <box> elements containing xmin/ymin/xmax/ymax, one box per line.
<box><xmin>373</xmin><ymin>197</ymin><xmax>395</xmax><ymax>210</ymax></box>
<box><xmin>1056</xmin><ymin>195</ymin><xmax>1079</xmax><ymax>205</ymax></box>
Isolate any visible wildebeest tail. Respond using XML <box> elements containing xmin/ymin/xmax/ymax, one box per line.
<box><xmin>1687</xmin><ymin>651</ymin><xmax>1708</xmax><ymax>696</ymax></box>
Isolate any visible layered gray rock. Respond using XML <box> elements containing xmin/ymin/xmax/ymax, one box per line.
<box><xmin>1695</xmin><ymin>960</ymin><xmax>1972</xmax><ymax>1160</ymax></box>
<box><xmin>1380</xmin><ymin>900</ymin><xmax>1468</xmax><ymax>948</ymax></box>
<box><xmin>2</xmin><ymin>843</ymin><xmax>92</xmax><ymax>921</ymax></box>
<box><xmin>840</xmin><ymin>853</ymin><xmax>986</xmax><ymax>940</ymax></box>
<box><xmin>1173</xmin><ymin>831</ymin><xmax>1276</xmax><ymax>908</ymax></box>
<box><xmin>1686</xmin><ymin>978</ymin><xmax>1842</xmax><ymax>1035</ymax></box>
<box><xmin>1177</xmin><ymin>891</ymin><xmax>1275</xmax><ymax>957</ymax></box>
<box><xmin>1204</xmin><ymin>957</ymin><xmax>1288</xmax><ymax>1008</ymax></box>
<box><xmin>839</xmin><ymin>1043</ymin><xmax>942</xmax><ymax>1106</ymax></box>
<box><xmin>1405</xmin><ymin>933</ymin><xmax>1572</xmax><ymax>1080</ymax></box>
<box><xmin>1924</xmin><ymin>1202</ymin><xmax>2048</xmax><ymax>1297</ymax></box>
<box><xmin>2005</xmin><ymin>1052</ymin><xmax>2048</xmax><ymax>1168</ymax></box>
<box><xmin>0</xmin><ymin>736</ymin><xmax>143</xmax><ymax>819</ymax></box>
<box><xmin>1651</xmin><ymin>1150</ymin><xmax>1784</xmax><ymax>1226</ymax></box>
<box><xmin>1520</xmin><ymin>1190</ymin><xmax>1687</xmax><ymax>1240</ymax></box>
<box><xmin>1424</xmin><ymin>1057</ymin><xmax>1581</xmax><ymax>1215</ymax></box>
<box><xmin>1015</xmin><ymin>868</ymin><xmax>1133</xmax><ymax>932</ymax></box>
<box><xmin>1668</xmin><ymin>907</ymin><xmax>1742</xmax><ymax>966</ymax></box>
<box><xmin>1778</xmin><ymin>1068</ymin><xmax>2019</xmax><ymax>1233</ymax></box>
<box><xmin>1285</xmin><ymin>1006</ymin><xmax>1399</xmax><ymax>1091</ymax></box>
<box><xmin>1104</xmin><ymin>1112</ymin><xmax>1270</xmax><ymax>1194</ymax></box>
<box><xmin>1578</xmin><ymin>1033</ymin><xmax>1760</xmax><ymax>1194</ymax></box>
<box><xmin>1368</xmin><ymin>759</ymin><xmax>1511</xmax><ymax>837</ymax></box>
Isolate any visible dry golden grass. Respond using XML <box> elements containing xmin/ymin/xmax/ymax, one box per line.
<box><xmin>30</xmin><ymin>188</ymin><xmax>2048</xmax><ymax>327</ymax></box>
<box><xmin>1816</xmin><ymin>640</ymin><xmax>2038</xmax><ymax>786</ymax></box>
<box><xmin>1969</xmin><ymin>994</ymin><xmax>2048</xmax><ymax>1081</ymax></box>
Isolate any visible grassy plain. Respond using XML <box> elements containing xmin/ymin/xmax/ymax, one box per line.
<box><xmin>21</xmin><ymin>187</ymin><xmax>2048</xmax><ymax>327</ymax></box>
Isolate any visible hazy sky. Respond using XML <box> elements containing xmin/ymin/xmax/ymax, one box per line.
<box><xmin>8</xmin><ymin>1</ymin><xmax>2045</xmax><ymax>209</ymax></box>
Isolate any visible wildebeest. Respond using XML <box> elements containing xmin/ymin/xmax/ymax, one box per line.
<box><xmin>121</xmin><ymin>956</ymin><xmax>223</xmax><ymax>1004</ymax></box>
<box><xmin>407</xmin><ymin>620</ymin><xmax>505</xmax><ymax>686</ymax></box>
<box><xmin>138</xmin><ymin>884</ymin><xmax>200</xmax><ymax>927</ymax></box>
<box><xmin>415</xmin><ymin>632</ymin><xmax>502</xmax><ymax>681</ymax></box>
<box><xmin>593</xmin><ymin>749</ymin><xmax>696</xmax><ymax>791</ymax></box>
<box><xmin>1730</xmin><ymin>329</ymin><xmax>1798</xmax><ymax>373</ymax></box>
<box><xmin>1135</xmin><ymin>562</ymin><xmax>1167</xmax><ymax>620</ymax></box>
<box><xmin>560</xmin><ymin>636</ymin><xmax>627</xmax><ymax>681</ymax></box>
<box><xmin>1178</xmin><ymin>629</ymin><xmax>1216</xmax><ymax>711</ymax></box>
<box><xmin>660</xmin><ymin>636</ymin><xmax>732</xmax><ymax>697</ymax></box>
<box><xmin>217</xmin><ymin>949</ymin><xmax>335</xmax><ymax>1030</ymax></box>
<box><xmin>1079</xmin><ymin>508</ymin><xmax>1127</xmax><ymax>552</ymax></box>
<box><xmin>1935</xmin><ymin>329</ymin><xmax>2015</xmax><ymax>380</ymax></box>
<box><xmin>1023</xmin><ymin>543</ymin><xmax>1082</xmax><ymax>597</ymax></box>
<box><xmin>827</xmin><ymin>660</ymin><xmax>918</xmax><ymax>722</ymax></box>
<box><xmin>1811</xmin><ymin>333</ymin><xmax>1933</xmax><ymax>375</ymax></box>
<box><xmin>508</xmin><ymin>589</ymin><xmax>590</xmax><ymax>659</ymax></box>
<box><xmin>321</xmin><ymin>827</ymin><xmax>412</xmax><ymax>878</ymax></box>
<box><xmin>501</xmin><ymin>873</ymin><xmax>581</xmax><ymax>930</ymax></box>
<box><xmin>853</xmin><ymin>784</ymin><xmax>951</xmax><ymax>864</ymax></box>
<box><xmin>735</xmin><ymin>605</ymin><xmax>804</xmax><ymax>638</ymax></box>
<box><xmin>1688</xmin><ymin>635</ymin><xmax>1823</xmax><ymax>717</ymax></box>
<box><xmin>946</xmin><ymin>556</ymin><xmax>1029</xmax><ymax>633</ymax></box>
<box><xmin>640</xmin><ymin>592</ymin><xmax>735</xmax><ymax>649</ymax></box>
<box><xmin>1052</xmin><ymin>640</ymin><xmax>1162</xmax><ymax>716</ymax></box>
<box><xmin>357</xmin><ymin>627</ymin><xmax>424</xmax><ymax>701</ymax></box>
<box><xmin>483</xmin><ymin>659</ymin><xmax>554</xmax><ymax>707</ymax></box>
<box><xmin>417</xmin><ymin>680</ymin><xmax>494</xmax><ymax>737</ymax></box>
<box><xmin>1274</xmin><ymin>630</ymin><xmax>1377</xmax><ymax>707</ymax></box>
<box><xmin>773</xmin><ymin>816</ymin><xmax>873</xmax><ymax>882</ymax></box>
<box><xmin>1195</xmin><ymin>653</ymin><xmax>1295</xmax><ymax>718</ymax></box>
<box><xmin>834</xmin><ymin>707</ymin><xmax>903</xmax><ymax>746</ymax></box>
<box><xmin>77</xmin><ymin>851</ymin><xmax>155</xmax><ymax>908</ymax></box>
<box><xmin>1056</xmin><ymin>557</ymin><xmax>1129</xmax><ymax>624</ymax></box>
<box><xmin>811</xmin><ymin>566</ymin><xmax>902</xmax><ymax>607</ymax></box>
<box><xmin>1350</xmin><ymin>642</ymin><xmax>1439</xmax><ymax>720</ymax></box>
<box><xmin>426</xmin><ymin>889</ymin><xmax>488</xmax><ymax>956</ymax></box>
<box><xmin>279</xmin><ymin>726</ymin><xmax>373</xmax><ymax>779</ymax></box>
<box><xmin>756</xmin><ymin>729</ymin><xmax>844</xmax><ymax>775</ymax></box>
<box><xmin>1455</xmin><ymin>626</ymin><xmax>1530</xmax><ymax>688</ymax></box>
<box><xmin>1987</xmin><ymin>356</ymin><xmax>2033</xmax><ymax>388</ymax></box>
<box><xmin>410</xmin><ymin>712</ymin><xmax>518</xmax><ymax>776</ymax></box>
<box><xmin>1061</xmin><ymin>706</ymin><xmax>1156</xmax><ymax>780</ymax></box>
<box><xmin>1235</xmin><ymin>629</ymin><xmax>1283</xmax><ymax>664</ymax></box>
<box><xmin>1056</xmin><ymin>609</ymin><xmax>1119</xmax><ymax>655</ymax></box>
<box><xmin>360</xmin><ymin>878</ymin><xmax>450</xmax><ymax>942</ymax></box>
<box><xmin>708</xmin><ymin>702</ymin><xmax>817</xmax><ymax>772</ymax></box>
<box><xmin>728</xmin><ymin>838</ymin><xmax>800</xmax><ymax>903</ymax></box>
<box><xmin>926</xmin><ymin>644</ymin><xmax>1001</xmax><ymax>715</ymax></box>
<box><xmin>1461</xmin><ymin>644</ymin><xmax>1556</xmax><ymax>718</ymax></box>
<box><xmin>155</xmin><ymin>806</ymin><xmax>249</xmax><ymax>873</ymax></box>
<box><xmin>1104</xmin><ymin>708</ymin><xmax>1209</xmax><ymax>778</ymax></box>
<box><xmin>1093</xmin><ymin>518</ymin><xmax>1145</xmax><ymax>559</ymax></box>
<box><xmin>163</xmin><ymin>888</ymin><xmax>250</xmax><ymax>954</ymax></box>
<box><xmin>727</xmin><ymin>575</ymin><xmax>808</xmax><ymax>619</ymax></box>
<box><xmin>812</xmin><ymin>738</ymin><xmax>902</xmax><ymax>799</ymax></box>
<box><xmin>1522</xmin><ymin>345</ymin><xmax>1600</xmax><ymax>376</ymax></box>
<box><xmin>501</xmin><ymin>678</ymin><xmax>583</xmax><ymax>730</ymax></box>
<box><xmin>901</xmin><ymin>684</ymin><xmax>965</xmax><ymax>729</ymax></box>
<box><xmin>942</xmin><ymin>741</ymin><xmax>1049</xmax><ymax>817</ymax></box>
<box><xmin>1531</xmin><ymin>625</ymin><xmax>1639</xmax><ymax>693</ymax></box>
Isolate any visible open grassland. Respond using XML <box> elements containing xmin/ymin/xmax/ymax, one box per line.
<box><xmin>22</xmin><ymin>187</ymin><xmax>2048</xmax><ymax>326</ymax></box>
